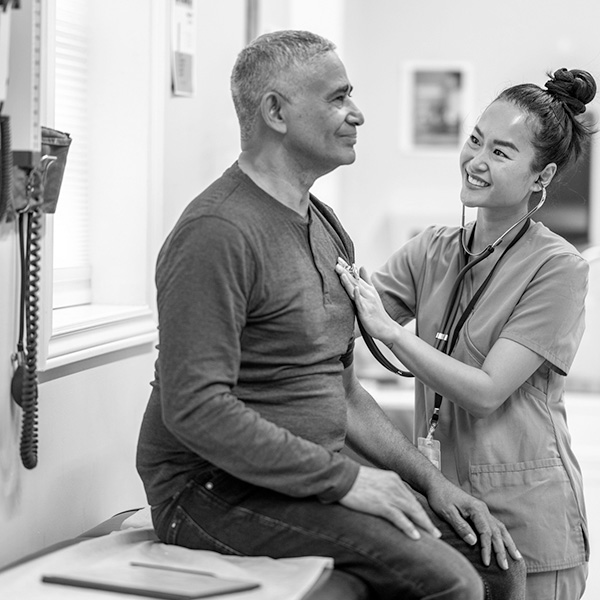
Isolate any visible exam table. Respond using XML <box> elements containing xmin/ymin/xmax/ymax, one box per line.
<box><xmin>0</xmin><ymin>508</ymin><xmax>369</xmax><ymax>599</ymax></box>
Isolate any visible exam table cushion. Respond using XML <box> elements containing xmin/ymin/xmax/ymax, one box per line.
<box><xmin>0</xmin><ymin>508</ymin><xmax>369</xmax><ymax>600</ymax></box>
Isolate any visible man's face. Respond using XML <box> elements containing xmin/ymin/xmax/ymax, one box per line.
<box><xmin>280</xmin><ymin>52</ymin><xmax>364</xmax><ymax>177</ymax></box>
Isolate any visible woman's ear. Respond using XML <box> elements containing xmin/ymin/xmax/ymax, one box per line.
<box><xmin>535</xmin><ymin>163</ymin><xmax>557</xmax><ymax>191</ymax></box>
<box><xmin>259</xmin><ymin>91</ymin><xmax>287</xmax><ymax>134</ymax></box>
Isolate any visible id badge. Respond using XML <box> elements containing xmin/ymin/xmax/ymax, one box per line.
<box><xmin>418</xmin><ymin>437</ymin><xmax>441</xmax><ymax>470</ymax></box>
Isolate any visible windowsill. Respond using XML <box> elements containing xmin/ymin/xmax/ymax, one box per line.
<box><xmin>41</xmin><ymin>304</ymin><xmax>157</xmax><ymax>372</ymax></box>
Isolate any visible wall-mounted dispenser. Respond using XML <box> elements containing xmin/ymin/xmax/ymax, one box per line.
<box><xmin>1</xmin><ymin>0</ymin><xmax>71</xmax><ymax>469</ymax></box>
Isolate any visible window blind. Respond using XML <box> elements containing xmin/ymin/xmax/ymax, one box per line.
<box><xmin>52</xmin><ymin>0</ymin><xmax>91</xmax><ymax>308</ymax></box>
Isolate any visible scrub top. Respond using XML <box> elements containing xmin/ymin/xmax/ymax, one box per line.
<box><xmin>372</xmin><ymin>220</ymin><xmax>589</xmax><ymax>572</ymax></box>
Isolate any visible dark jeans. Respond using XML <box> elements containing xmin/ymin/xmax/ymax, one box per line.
<box><xmin>151</xmin><ymin>468</ymin><xmax>526</xmax><ymax>600</ymax></box>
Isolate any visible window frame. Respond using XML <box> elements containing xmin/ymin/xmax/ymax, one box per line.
<box><xmin>38</xmin><ymin>0</ymin><xmax>164</xmax><ymax>373</ymax></box>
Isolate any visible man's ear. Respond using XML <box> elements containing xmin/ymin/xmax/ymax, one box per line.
<box><xmin>534</xmin><ymin>163</ymin><xmax>557</xmax><ymax>191</ymax></box>
<box><xmin>259</xmin><ymin>91</ymin><xmax>288</xmax><ymax>134</ymax></box>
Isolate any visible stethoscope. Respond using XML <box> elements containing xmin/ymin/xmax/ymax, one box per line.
<box><xmin>356</xmin><ymin>185</ymin><xmax>548</xmax><ymax>391</ymax></box>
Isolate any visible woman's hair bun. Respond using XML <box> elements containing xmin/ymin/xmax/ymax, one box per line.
<box><xmin>544</xmin><ymin>68</ymin><xmax>597</xmax><ymax>115</ymax></box>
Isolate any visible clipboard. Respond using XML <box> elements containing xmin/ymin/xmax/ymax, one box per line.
<box><xmin>42</xmin><ymin>561</ymin><xmax>260</xmax><ymax>599</ymax></box>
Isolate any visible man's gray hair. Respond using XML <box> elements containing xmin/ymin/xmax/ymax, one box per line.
<box><xmin>231</xmin><ymin>30</ymin><xmax>336</xmax><ymax>143</ymax></box>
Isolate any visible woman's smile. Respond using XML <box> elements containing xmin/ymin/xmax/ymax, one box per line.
<box><xmin>466</xmin><ymin>172</ymin><xmax>490</xmax><ymax>188</ymax></box>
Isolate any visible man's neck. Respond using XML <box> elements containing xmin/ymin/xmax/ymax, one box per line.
<box><xmin>238</xmin><ymin>151</ymin><xmax>312</xmax><ymax>217</ymax></box>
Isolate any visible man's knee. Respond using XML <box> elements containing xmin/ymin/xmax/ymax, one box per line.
<box><xmin>441</xmin><ymin>560</ymin><xmax>485</xmax><ymax>600</ymax></box>
<box><xmin>484</xmin><ymin>556</ymin><xmax>527</xmax><ymax>600</ymax></box>
<box><xmin>467</xmin><ymin>554</ymin><xmax>527</xmax><ymax>600</ymax></box>
<box><xmin>369</xmin><ymin>541</ymin><xmax>485</xmax><ymax>600</ymax></box>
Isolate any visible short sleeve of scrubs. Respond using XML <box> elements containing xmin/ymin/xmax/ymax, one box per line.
<box><xmin>500</xmin><ymin>251</ymin><xmax>588</xmax><ymax>376</ymax></box>
<box><xmin>372</xmin><ymin>227</ymin><xmax>439</xmax><ymax>324</ymax></box>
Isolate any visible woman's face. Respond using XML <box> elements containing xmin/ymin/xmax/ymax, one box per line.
<box><xmin>459</xmin><ymin>100</ymin><xmax>541</xmax><ymax>215</ymax></box>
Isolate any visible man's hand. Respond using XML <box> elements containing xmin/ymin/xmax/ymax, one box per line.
<box><xmin>339</xmin><ymin>465</ymin><xmax>442</xmax><ymax>541</ymax></box>
<box><xmin>427</xmin><ymin>480</ymin><xmax>523</xmax><ymax>570</ymax></box>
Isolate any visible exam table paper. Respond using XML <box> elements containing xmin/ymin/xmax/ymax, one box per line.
<box><xmin>0</xmin><ymin>528</ymin><xmax>333</xmax><ymax>600</ymax></box>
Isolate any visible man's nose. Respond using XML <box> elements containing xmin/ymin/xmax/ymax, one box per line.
<box><xmin>347</xmin><ymin>99</ymin><xmax>365</xmax><ymax>126</ymax></box>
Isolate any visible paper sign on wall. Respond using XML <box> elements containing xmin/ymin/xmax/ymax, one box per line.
<box><xmin>171</xmin><ymin>0</ymin><xmax>196</xmax><ymax>97</ymax></box>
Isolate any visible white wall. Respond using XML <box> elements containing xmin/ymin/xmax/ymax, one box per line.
<box><xmin>339</xmin><ymin>0</ymin><xmax>600</xmax><ymax>271</ymax></box>
<box><xmin>161</xmin><ymin>2</ymin><xmax>246</xmax><ymax>237</ymax></box>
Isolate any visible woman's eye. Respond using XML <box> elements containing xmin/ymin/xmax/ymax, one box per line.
<box><xmin>493</xmin><ymin>149</ymin><xmax>507</xmax><ymax>158</ymax></box>
<box><xmin>469</xmin><ymin>135</ymin><xmax>479</xmax><ymax>145</ymax></box>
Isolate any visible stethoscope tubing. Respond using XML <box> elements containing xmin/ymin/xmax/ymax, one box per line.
<box><xmin>360</xmin><ymin>186</ymin><xmax>547</xmax><ymax>379</ymax></box>
<box><xmin>356</xmin><ymin>242</ymin><xmax>493</xmax><ymax>378</ymax></box>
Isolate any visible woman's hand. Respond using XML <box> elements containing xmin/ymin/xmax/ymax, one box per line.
<box><xmin>340</xmin><ymin>465</ymin><xmax>442</xmax><ymax>541</ymax></box>
<box><xmin>335</xmin><ymin>257</ymin><xmax>397</xmax><ymax>345</ymax></box>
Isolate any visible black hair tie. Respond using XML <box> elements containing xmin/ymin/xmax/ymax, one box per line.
<box><xmin>545</xmin><ymin>68</ymin><xmax>587</xmax><ymax>115</ymax></box>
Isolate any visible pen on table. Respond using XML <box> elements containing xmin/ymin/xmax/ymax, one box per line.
<box><xmin>130</xmin><ymin>561</ymin><xmax>217</xmax><ymax>577</ymax></box>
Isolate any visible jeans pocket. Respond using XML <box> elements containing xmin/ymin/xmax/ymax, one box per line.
<box><xmin>199</xmin><ymin>469</ymin><xmax>256</xmax><ymax>505</ymax></box>
<box><xmin>164</xmin><ymin>506</ymin><xmax>184</xmax><ymax>545</ymax></box>
<box><xmin>173</xmin><ymin>502</ymin><xmax>244</xmax><ymax>555</ymax></box>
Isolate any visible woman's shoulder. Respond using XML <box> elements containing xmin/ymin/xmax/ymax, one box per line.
<box><xmin>405</xmin><ymin>223</ymin><xmax>461</xmax><ymax>248</ymax></box>
<box><xmin>526</xmin><ymin>221</ymin><xmax>589</xmax><ymax>281</ymax></box>
<box><xmin>528</xmin><ymin>221</ymin><xmax>587</xmax><ymax>262</ymax></box>
<box><xmin>380</xmin><ymin>224</ymin><xmax>461</xmax><ymax>277</ymax></box>
<box><xmin>400</xmin><ymin>224</ymin><xmax>463</xmax><ymax>263</ymax></box>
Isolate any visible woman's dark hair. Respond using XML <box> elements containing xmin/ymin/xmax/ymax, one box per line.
<box><xmin>495</xmin><ymin>68</ymin><xmax>597</xmax><ymax>174</ymax></box>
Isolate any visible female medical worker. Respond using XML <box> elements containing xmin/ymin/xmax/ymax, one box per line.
<box><xmin>336</xmin><ymin>67</ymin><xmax>596</xmax><ymax>600</ymax></box>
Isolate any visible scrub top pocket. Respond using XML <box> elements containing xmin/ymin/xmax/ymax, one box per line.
<box><xmin>469</xmin><ymin>458</ymin><xmax>587</xmax><ymax>572</ymax></box>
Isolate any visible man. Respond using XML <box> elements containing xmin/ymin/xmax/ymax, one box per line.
<box><xmin>136</xmin><ymin>30</ymin><xmax>525</xmax><ymax>599</ymax></box>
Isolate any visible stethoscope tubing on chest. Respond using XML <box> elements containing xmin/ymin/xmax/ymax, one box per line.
<box><xmin>424</xmin><ymin>218</ymin><xmax>530</xmax><ymax>438</ymax></box>
<box><xmin>359</xmin><ymin>186</ymin><xmax>547</xmax><ymax>398</ymax></box>
<box><xmin>357</xmin><ymin>219</ymin><xmax>531</xmax><ymax>385</ymax></box>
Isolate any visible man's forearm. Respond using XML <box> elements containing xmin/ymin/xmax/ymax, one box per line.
<box><xmin>343</xmin><ymin>371</ymin><xmax>446</xmax><ymax>496</ymax></box>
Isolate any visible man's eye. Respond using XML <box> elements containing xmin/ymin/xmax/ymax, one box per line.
<box><xmin>333</xmin><ymin>89</ymin><xmax>352</xmax><ymax>103</ymax></box>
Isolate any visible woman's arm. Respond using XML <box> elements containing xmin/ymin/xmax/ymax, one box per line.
<box><xmin>341</xmin><ymin>363</ymin><xmax>521</xmax><ymax>567</ymax></box>
<box><xmin>336</xmin><ymin>259</ymin><xmax>544</xmax><ymax>418</ymax></box>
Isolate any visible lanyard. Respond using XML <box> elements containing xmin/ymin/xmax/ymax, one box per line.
<box><xmin>425</xmin><ymin>218</ymin><xmax>531</xmax><ymax>439</ymax></box>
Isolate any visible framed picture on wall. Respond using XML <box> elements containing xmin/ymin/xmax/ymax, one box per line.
<box><xmin>400</xmin><ymin>61</ymin><xmax>473</xmax><ymax>153</ymax></box>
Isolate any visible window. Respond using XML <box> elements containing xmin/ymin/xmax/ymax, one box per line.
<box><xmin>39</xmin><ymin>0</ymin><xmax>164</xmax><ymax>372</ymax></box>
<box><xmin>53</xmin><ymin>0</ymin><xmax>91</xmax><ymax>308</ymax></box>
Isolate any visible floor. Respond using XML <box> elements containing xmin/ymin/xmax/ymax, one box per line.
<box><xmin>361</xmin><ymin>379</ymin><xmax>600</xmax><ymax>599</ymax></box>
